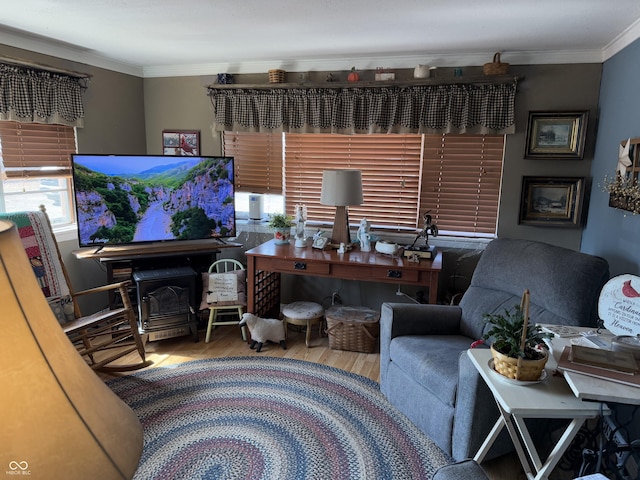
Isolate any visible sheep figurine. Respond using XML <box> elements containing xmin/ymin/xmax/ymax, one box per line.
<box><xmin>239</xmin><ymin>312</ymin><xmax>287</xmax><ymax>352</ymax></box>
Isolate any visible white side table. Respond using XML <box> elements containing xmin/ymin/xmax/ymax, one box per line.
<box><xmin>467</xmin><ymin>348</ymin><xmax>610</xmax><ymax>480</ymax></box>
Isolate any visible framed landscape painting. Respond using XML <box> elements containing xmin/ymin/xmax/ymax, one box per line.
<box><xmin>519</xmin><ymin>176</ymin><xmax>586</xmax><ymax>227</ymax></box>
<box><xmin>524</xmin><ymin>111</ymin><xmax>588</xmax><ymax>160</ymax></box>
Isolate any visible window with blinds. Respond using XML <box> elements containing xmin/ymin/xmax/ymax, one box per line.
<box><xmin>222</xmin><ymin>131</ymin><xmax>283</xmax><ymax>194</ymax></box>
<box><xmin>421</xmin><ymin>134</ymin><xmax>504</xmax><ymax>235</ymax></box>
<box><xmin>284</xmin><ymin>134</ymin><xmax>422</xmax><ymax>229</ymax></box>
<box><xmin>223</xmin><ymin>131</ymin><xmax>504</xmax><ymax>236</ymax></box>
<box><xmin>0</xmin><ymin>122</ymin><xmax>76</xmax><ymax>178</ymax></box>
<box><xmin>0</xmin><ymin>121</ymin><xmax>77</xmax><ymax>226</ymax></box>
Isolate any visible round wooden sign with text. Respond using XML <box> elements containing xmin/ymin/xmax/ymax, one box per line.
<box><xmin>598</xmin><ymin>274</ymin><xmax>640</xmax><ymax>337</ymax></box>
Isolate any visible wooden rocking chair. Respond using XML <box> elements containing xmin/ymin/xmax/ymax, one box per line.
<box><xmin>0</xmin><ymin>208</ymin><xmax>150</xmax><ymax>372</ymax></box>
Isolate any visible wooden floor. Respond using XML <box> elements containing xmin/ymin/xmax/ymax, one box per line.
<box><xmin>99</xmin><ymin>323</ymin><xmax>533</xmax><ymax>480</ymax></box>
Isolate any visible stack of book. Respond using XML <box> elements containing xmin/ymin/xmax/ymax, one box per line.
<box><xmin>557</xmin><ymin>344</ymin><xmax>640</xmax><ymax>388</ymax></box>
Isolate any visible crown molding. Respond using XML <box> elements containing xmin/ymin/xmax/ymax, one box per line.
<box><xmin>603</xmin><ymin>16</ymin><xmax>640</xmax><ymax>61</ymax></box>
<box><xmin>2</xmin><ymin>26</ymin><xmax>639</xmax><ymax>79</ymax></box>
<box><xmin>0</xmin><ymin>30</ymin><xmax>143</xmax><ymax>77</ymax></box>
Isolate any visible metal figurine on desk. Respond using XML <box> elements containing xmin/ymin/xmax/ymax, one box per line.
<box><xmin>410</xmin><ymin>211</ymin><xmax>438</xmax><ymax>248</ymax></box>
<box><xmin>405</xmin><ymin>211</ymin><xmax>438</xmax><ymax>262</ymax></box>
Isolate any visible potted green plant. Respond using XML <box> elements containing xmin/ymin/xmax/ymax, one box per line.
<box><xmin>481</xmin><ymin>290</ymin><xmax>552</xmax><ymax>381</ymax></box>
<box><xmin>268</xmin><ymin>213</ymin><xmax>294</xmax><ymax>245</ymax></box>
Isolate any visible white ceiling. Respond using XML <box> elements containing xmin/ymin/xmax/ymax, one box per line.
<box><xmin>2</xmin><ymin>0</ymin><xmax>640</xmax><ymax>78</ymax></box>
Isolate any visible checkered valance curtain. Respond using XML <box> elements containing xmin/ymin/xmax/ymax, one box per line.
<box><xmin>0</xmin><ymin>63</ymin><xmax>86</xmax><ymax>127</ymax></box>
<box><xmin>208</xmin><ymin>82</ymin><xmax>516</xmax><ymax>135</ymax></box>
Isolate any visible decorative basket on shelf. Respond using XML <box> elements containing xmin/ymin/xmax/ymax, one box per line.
<box><xmin>483</xmin><ymin>52</ymin><xmax>509</xmax><ymax>76</ymax></box>
<box><xmin>268</xmin><ymin>69</ymin><xmax>286</xmax><ymax>83</ymax></box>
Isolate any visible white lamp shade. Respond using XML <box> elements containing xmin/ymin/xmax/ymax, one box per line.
<box><xmin>0</xmin><ymin>220</ymin><xmax>142</xmax><ymax>479</ymax></box>
<box><xmin>320</xmin><ymin>170</ymin><xmax>363</xmax><ymax>206</ymax></box>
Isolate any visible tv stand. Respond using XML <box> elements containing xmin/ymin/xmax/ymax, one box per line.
<box><xmin>74</xmin><ymin>239</ymin><xmax>241</xmax><ymax>262</ymax></box>
<box><xmin>73</xmin><ymin>240</ymin><xmax>242</xmax><ymax>339</ymax></box>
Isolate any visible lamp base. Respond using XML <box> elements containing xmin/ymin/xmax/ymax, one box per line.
<box><xmin>330</xmin><ymin>206</ymin><xmax>352</xmax><ymax>246</ymax></box>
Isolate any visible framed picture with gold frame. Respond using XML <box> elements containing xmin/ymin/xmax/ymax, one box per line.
<box><xmin>524</xmin><ymin>111</ymin><xmax>588</xmax><ymax>160</ymax></box>
<box><xmin>519</xmin><ymin>176</ymin><xmax>586</xmax><ymax>227</ymax></box>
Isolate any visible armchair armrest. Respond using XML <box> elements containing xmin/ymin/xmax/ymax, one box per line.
<box><xmin>380</xmin><ymin>302</ymin><xmax>463</xmax><ymax>340</ymax></box>
<box><xmin>380</xmin><ymin>302</ymin><xmax>463</xmax><ymax>387</ymax></box>
<box><xmin>71</xmin><ymin>280</ymin><xmax>132</xmax><ymax>298</ymax></box>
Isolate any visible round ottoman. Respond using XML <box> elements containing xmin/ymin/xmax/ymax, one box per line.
<box><xmin>282</xmin><ymin>301</ymin><xmax>324</xmax><ymax>347</ymax></box>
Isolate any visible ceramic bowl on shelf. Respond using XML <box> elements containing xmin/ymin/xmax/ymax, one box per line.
<box><xmin>375</xmin><ymin>241</ymin><xmax>399</xmax><ymax>256</ymax></box>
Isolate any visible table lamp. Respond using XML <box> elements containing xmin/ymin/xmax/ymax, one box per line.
<box><xmin>320</xmin><ymin>169</ymin><xmax>363</xmax><ymax>246</ymax></box>
<box><xmin>0</xmin><ymin>219</ymin><xmax>142</xmax><ymax>479</ymax></box>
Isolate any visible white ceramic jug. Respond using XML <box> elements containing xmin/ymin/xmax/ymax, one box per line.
<box><xmin>413</xmin><ymin>64</ymin><xmax>430</xmax><ymax>79</ymax></box>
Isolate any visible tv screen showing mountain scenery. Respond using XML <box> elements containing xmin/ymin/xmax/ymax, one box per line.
<box><xmin>72</xmin><ymin>154</ymin><xmax>236</xmax><ymax>247</ymax></box>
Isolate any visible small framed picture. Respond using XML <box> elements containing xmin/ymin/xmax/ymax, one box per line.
<box><xmin>312</xmin><ymin>236</ymin><xmax>329</xmax><ymax>250</ymax></box>
<box><xmin>519</xmin><ymin>176</ymin><xmax>586</xmax><ymax>227</ymax></box>
<box><xmin>524</xmin><ymin>111</ymin><xmax>588</xmax><ymax>160</ymax></box>
<box><xmin>162</xmin><ymin>130</ymin><xmax>200</xmax><ymax>156</ymax></box>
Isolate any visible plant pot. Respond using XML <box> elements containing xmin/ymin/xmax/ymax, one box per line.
<box><xmin>490</xmin><ymin>345</ymin><xmax>548</xmax><ymax>381</ymax></box>
<box><xmin>273</xmin><ymin>228</ymin><xmax>291</xmax><ymax>245</ymax></box>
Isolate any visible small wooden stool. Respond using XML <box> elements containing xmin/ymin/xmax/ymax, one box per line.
<box><xmin>282</xmin><ymin>301</ymin><xmax>324</xmax><ymax>347</ymax></box>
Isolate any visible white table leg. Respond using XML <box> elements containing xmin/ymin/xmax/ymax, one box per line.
<box><xmin>533</xmin><ymin>418</ymin><xmax>587</xmax><ymax>480</ymax></box>
<box><xmin>474</xmin><ymin>416</ymin><xmax>506</xmax><ymax>463</ymax></box>
<box><xmin>506</xmin><ymin>408</ymin><xmax>588</xmax><ymax>480</ymax></box>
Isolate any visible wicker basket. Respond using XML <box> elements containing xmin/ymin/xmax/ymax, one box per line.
<box><xmin>490</xmin><ymin>345</ymin><xmax>548</xmax><ymax>381</ymax></box>
<box><xmin>268</xmin><ymin>69</ymin><xmax>286</xmax><ymax>83</ymax></box>
<box><xmin>483</xmin><ymin>52</ymin><xmax>509</xmax><ymax>75</ymax></box>
<box><xmin>326</xmin><ymin>306</ymin><xmax>380</xmax><ymax>353</ymax></box>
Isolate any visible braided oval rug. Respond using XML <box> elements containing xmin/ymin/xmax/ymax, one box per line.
<box><xmin>108</xmin><ymin>356</ymin><xmax>451</xmax><ymax>480</ymax></box>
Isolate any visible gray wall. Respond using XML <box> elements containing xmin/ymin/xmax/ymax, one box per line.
<box><xmin>497</xmin><ymin>63</ymin><xmax>601</xmax><ymax>249</ymax></box>
<box><xmin>0</xmin><ymin>45</ymin><xmax>146</xmax><ymax>312</ymax></box>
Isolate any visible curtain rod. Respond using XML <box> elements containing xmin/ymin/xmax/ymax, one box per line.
<box><xmin>0</xmin><ymin>54</ymin><xmax>91</xmax><ymax>79</ymax></box>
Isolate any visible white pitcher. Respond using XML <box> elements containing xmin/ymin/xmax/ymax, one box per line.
<box><xmin>413</xmin><ymin>64</ymin><xmax>430</xmax><ymax>79</ymax></box>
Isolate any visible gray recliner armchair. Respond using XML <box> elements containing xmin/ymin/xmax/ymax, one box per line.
<box><xmin>380</xmin><ymin>238</ymin><xmax>610</xmax><ymax>461</ymax></box>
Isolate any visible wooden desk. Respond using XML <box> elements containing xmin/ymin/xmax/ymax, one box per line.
<box><xmin>245</xmin><ymin>239</ymin><xmax>442</xmax><ymax>317</ymax></box>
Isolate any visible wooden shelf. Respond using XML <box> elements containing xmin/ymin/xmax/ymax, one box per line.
<box><xmin>73</xmin><ymin>239</ymin><xmax>241</xmax><ymax>261</ymax></box>
<box><xmin>207</xmin><ymin>74</ymin><xmax>520</xmax><ymax>91</ymax></box>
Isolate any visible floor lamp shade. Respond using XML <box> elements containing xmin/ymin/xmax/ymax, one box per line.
<box><xmin>320</xmin><ymin>170</ymin><xmax>363</xmax><ymax>245</ymax></box>
<box><xmin>0</xmin><ymin>220</ymin><xmax>142</xmax><ymax>479</ymax></box>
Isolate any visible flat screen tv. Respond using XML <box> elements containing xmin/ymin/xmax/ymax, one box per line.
<box><xmin>71</xmin><ymin>154</ymin><xmax>236</xmax><ymax>248</ymax></box>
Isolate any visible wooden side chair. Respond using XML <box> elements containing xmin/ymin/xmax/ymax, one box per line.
<box><xmin>0</xmin><ymin>208</ymin><xmax>149</xmax><ymax>372</ymax></box>
<box><xmin>203</xmin><ymin>258</ymin><xmax>248</xmax><ymax>343</ymax></box>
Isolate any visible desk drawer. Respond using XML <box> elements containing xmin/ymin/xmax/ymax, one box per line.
<box><xmin>266</xmin><ymin>258</ymin><xmax>331</xmax><ymax>275</ymax></box>
<box><xmin>370</xmin><ymin>267</ymin><xmax>419</xmax><ymax>283</ymax></box>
